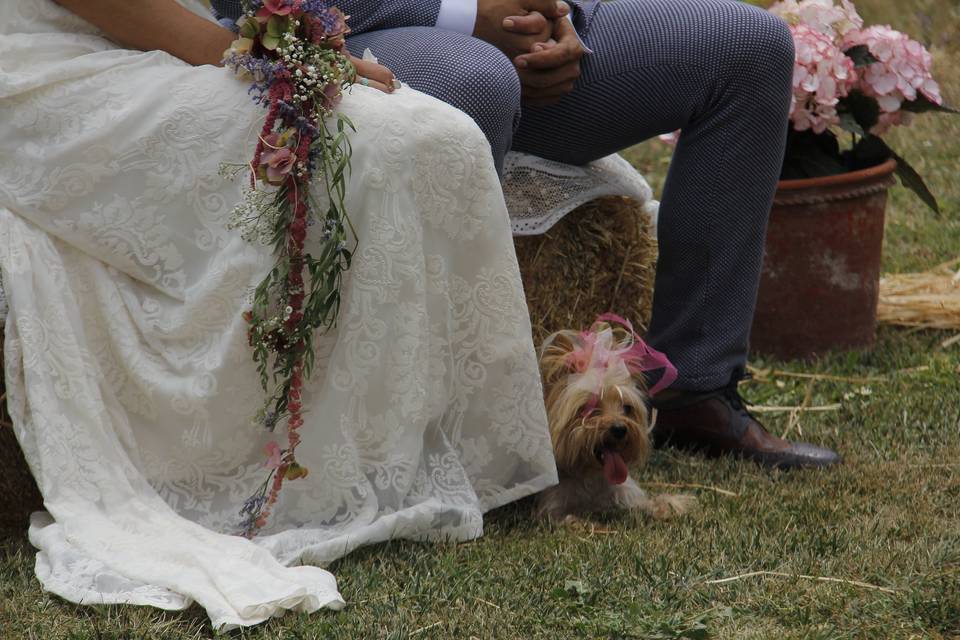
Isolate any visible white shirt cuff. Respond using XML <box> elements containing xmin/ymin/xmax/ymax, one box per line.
<box><xmin>567</xmin><ymin>13</ymin><xmax>593</xmax><ymax>54</ymax></box>
<box><xmin>435</xmin><ymin>0</ymin><xmax>478</xmax><ymax>35</ymax></box>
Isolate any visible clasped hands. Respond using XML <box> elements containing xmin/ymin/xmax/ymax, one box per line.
<box><xmin>350</xmin><ymin>0</ymin><xmax>583</xmax><ymax>105</ymax></box>
<box><xmin>475</xmin><ymin>0</ymin><xmax>585</xmax><ymax>106</ymax></box>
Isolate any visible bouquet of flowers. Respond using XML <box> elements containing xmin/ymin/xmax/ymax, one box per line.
<box><xmin>219</xmin><ymin>0</ymin><xmax>357</xmax><ymax>537</ymax></box>
<box><xmin>770</xmin><ymin>0</ymin><xmax>957</xmax><ymax>212</ymax></box>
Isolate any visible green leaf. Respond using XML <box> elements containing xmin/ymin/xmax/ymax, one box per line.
<box><xmin>261</xmin><ymin>33</ymin><xmax>280</xmax><ymax>51</ymax></box>
<box><xmin>837</xmin><ymin>111</ymin><xmax>864</xmax><ymax>137</ymax></box>
<box><xmin>891</xmin><ymin>149</ymin><xmax>941</xmax><ymax>215</ymax></box>
<box><xmin>844</xmin><ymin>44</ymin><xmax>880</xmax><ymax>67</ymax></box>
<box><xmin>899</xmin><ymin>93</ymin><xmax>960</xmax><ymax>115</ymax></box>
<box><xmin>866</xmin><ymin>136</ymin><xmax>940</xmax><ymax>214</ymax></box>
<box><xmin>781</xmin><ymin>130</ymin><xmax>847</xmax><ymax>179</ymax></box>
<box><xmin>266</xmin><ymin>15</ymin><xmax>289</xmax><ymax>38</ymax></box>
<box><xmin>238</xmin><ymin>16</ymin><xmax>260</xmax><ymax>39</ymax></box>
<box><xmin>843</xmin><ymin>134</ymin><xmax>892</xmax><ymax>172</ymax></box>
<box><xmin>839</xmin><ymin>89</ymin><xmax>880</xmax><ymax>133</ymax></box>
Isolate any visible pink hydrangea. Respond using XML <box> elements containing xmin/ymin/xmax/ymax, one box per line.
<box><xmin>843</xmin><ymin>25</ymin><xmax>942</xmax><ymax>134</ymax></box>
<box><xmin>658</xmin><ymin>131</ymin><xmax>679</xmax><ymax>146</ymax></box>
<box><xmin>770</xmin><ymin>0</ymin><xmax>863</xmax><ymax>40</ymax></box>
<box><xmin>788</xmin><ymin>23</ymin><xmax>858</xmax><ymax>134</ymax></box>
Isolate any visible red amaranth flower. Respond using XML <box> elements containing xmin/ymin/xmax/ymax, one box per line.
<box><xmin>231</xmin><ymin>3</ymin><xmax>354</xmax><ymax>538</ymax></box>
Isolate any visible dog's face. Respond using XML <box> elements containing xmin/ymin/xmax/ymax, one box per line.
<box><xmin>540</xmin><ymin>331</ymin><xmax>651</xmax><ymax>484</ymax></box>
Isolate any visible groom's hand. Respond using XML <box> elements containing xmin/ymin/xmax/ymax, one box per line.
<box><xmin>512</xmin><ymin>16</ymin><xmax>584</xmax><ymax>106</ymax></box>
<box><xmin>474</xmin><ymin>0</ymin><xmax>569</xmax><ymax>58</ymax></box>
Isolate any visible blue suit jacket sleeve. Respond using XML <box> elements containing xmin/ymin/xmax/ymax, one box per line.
<box><xmin>209</xmin><ymin>1</ymin><xmax>443</xmax><ymax>35</ymax></box>
<box><xmin>564</xmin><ymin>0</ymin><xmax>601</xmax><ymax>35</ymax></box>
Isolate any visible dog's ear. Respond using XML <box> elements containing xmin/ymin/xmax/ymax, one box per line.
<box><xmin>538</xmin><ymin>330</ymin><xmax>581</xmax><ymax>384</ymax></box>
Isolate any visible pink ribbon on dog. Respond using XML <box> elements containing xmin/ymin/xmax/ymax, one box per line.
<box><xmin>595</xmin><ymin>312</ymin><xmax>677</xmax><ymax>396</ymax></box>
<box><xmin>565</xmin><ymin>313</ymin><xmax>678</xmax><ymax>418</ymax></box>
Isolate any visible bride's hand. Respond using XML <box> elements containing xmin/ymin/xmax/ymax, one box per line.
<box><xmin>349</xmin><ymin>53</ymin><xmax>400</xmax><ymax>93</ymax></box>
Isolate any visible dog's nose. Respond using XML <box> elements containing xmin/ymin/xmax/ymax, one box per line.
<box><xmin>610</xmin><ymin>424</ymin><xmax>627</xmax><ymax>439</ymax></box>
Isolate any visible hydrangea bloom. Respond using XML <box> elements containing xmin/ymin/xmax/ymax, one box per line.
<box><xmin>789</xmin><ymin>23</ymin><xmax>857</xmax><ymax>133</ymax></box>
<box><xmin>651</xmin><ymin>0</ymin><xmax>949</xmax><ymax>150</ymax></box>
<box><xmin>770</xmin><ymin>0</ymin><xmax>863</xmax><ymax>39</ymax></box>
<box><xmin>843</xmin><ymin>25</ymin><xmax>943</xmax><ymax>134</ymax></box>
<box><xmin>658</xmin><ymin>131</ymin><xmax>679</xmax><ymax>146</ymax></box>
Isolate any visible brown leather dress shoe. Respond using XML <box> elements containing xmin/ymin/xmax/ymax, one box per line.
<box><xmin>651</xmin><ymin>376</ymin><xmax>842</xmax><ymax>469</ymax></box>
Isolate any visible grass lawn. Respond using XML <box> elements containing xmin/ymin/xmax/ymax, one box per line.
<box><xmin>1</xmin><ymin>1</ymin><xmax>958</xmax><ymax>638</ymax></box>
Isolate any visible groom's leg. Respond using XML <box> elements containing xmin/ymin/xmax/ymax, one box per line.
<box><xmin>346</xmin><ymin>28</ymin><xmax>521</xmax><ymax>175</ymax></box>
<box><xmin>513</xmin><ymin>0</ymin><xmax>795</xmax><ymax>391</ymax></box>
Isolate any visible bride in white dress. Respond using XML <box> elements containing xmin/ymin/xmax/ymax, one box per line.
<box><xmin>0</xmin><ymin>0</ymin><xmax>557</xmax><ymax>629</ymax></box>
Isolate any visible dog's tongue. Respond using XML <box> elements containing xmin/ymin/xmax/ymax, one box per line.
<box><xmin>601</xmin><ymin>450</ymin><xmax>628</xmax><ymax>485</ymax></box>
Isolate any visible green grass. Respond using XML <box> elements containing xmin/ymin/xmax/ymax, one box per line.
<box><xmin>2</xmin><ymin>1</ymin><xmax>959</xmax><ymax>638</ymax></box>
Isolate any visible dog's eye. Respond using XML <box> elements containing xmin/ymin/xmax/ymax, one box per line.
<box><xmin>623</xmin><ymin>404</ymin><xmax>634</xmax><ymax>416</ymax></box>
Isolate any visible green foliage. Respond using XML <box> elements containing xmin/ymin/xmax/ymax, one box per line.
<box><xmin>843</xmin><ymin>44</ymin><xmax>880</xmax><ymax>68</ymax></box>
<box><xmin>783</xmin><ymin>90</ymin><xmax>951</xmax><ymax>214</ymax></box>
<box><xmin>900</xmin><ymin>93</ymin><xmax>960</xmax><ymax>115</ymax></box>
<box><xmin>838</xmin><ymin>89</ymin><xmax>881</xmax><ymax>133</ymax></box>
<box><xmin>764</xmin><ymin>0</ymin><xmax>960</xmax><ymax>214</ymax></box>
<box><xmin>885</xmin><ymin>144</ymin><xmax>941</xmax><ymax>215</ymax></box>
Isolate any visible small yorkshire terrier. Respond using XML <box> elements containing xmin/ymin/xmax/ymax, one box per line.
<box><xmin>536</xmin><ymin>314</ymin><xmax>695</xmax><ymax>523</ymax></box>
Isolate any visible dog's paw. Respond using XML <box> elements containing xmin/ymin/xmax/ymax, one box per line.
<box><xmin>647</xmin><ymin>493</ymin><xmax>697</xmax><ymax>520</ymax></box>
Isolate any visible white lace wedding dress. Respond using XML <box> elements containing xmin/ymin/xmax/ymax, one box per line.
<box><xmin>0</xmin><ymin>0</ymin><xmax>557</xmax><ymax>629</ymax></box>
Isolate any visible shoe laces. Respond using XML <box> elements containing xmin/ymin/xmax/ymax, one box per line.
<box><xmin>719</xmin><ymin>371</ymin><xmax>753</xmax><ymax>416</ymax></box>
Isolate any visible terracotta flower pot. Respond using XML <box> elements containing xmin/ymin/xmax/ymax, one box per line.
<box><xmin>749</xmin><ymin>158</ymin><xmax>897</xmax><ymax>360</ymax></box>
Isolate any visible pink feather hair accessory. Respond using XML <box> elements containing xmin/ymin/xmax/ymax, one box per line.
<box><xmin>564</xmin><ymin>313</ymin><xmax>678</xmax><ymax>398</ymax></box>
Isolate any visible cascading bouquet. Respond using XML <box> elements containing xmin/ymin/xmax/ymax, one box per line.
<box><xmin>219</xmin><ymin>0</ymin><xmax>357</xmax><ymax>538</ymax></box>
<box><xmin>770</xmin><ymin>0</ymin><xmax>958</xmax><ymax>212</ymax></box>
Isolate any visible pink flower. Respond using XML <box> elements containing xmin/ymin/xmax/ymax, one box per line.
<box><xmin>843</xmin><ymin>25</ymin><xmax>942</xmax><ymax>134</ymax></box>
<box><xmin>788</xmin><ymin>23</ymin><xmax>858</xmax><ymax>134</ymax></box>
<box><xmin>658</xmin><ymin>131</ymin><xmax>680</xmax><ymax>146</ymax></box>
<box><xmin>258</xmin><ymin>0</ymin><xmax>294</xmax><ymax>17</ymax></box>
<box><xmin>259</xmin><ymin>132</ymin><xmax>297</xmax><ymax>184</ymax></box>
<box><xmin>262</xmin><ymin>147</ymin><xmax>296</xmax><ymax>183</ymax></box>
<box><xmin>770</xmin><ymin>0</ymin><xmax>863</xmax><ymax>40</ymax></box>
<box><xmin>264</xmin><ymin>441</ymin><xmax>282</xmax><ymax>469</ymax></box>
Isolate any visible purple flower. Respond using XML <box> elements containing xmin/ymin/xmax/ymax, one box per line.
<box><xmin>240</xmin><ymin>493</ymin><xmax>267</xmax><ymax>517</ymax></box>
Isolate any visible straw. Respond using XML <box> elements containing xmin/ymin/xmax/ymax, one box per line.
<box><xmin>877</xmin><ymin>259</ymin><xmax>960</xmax><ymax>331</ymax></box>
<box><xmin>515</xmin><ymin>196</ymin><xmax>657</xmax><ymax>343</ymax></box>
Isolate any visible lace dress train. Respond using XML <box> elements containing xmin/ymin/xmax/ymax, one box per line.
<box><xmin>0</xmin><ymin>0</ymin><xmax>556</xmax><ymax>629</ymax></box>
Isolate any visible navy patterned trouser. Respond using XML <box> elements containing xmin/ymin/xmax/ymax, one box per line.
<box><xmin>348</xmin><ymin>0</ymin><xmax>795</xmax><ymax>392</ymax></box>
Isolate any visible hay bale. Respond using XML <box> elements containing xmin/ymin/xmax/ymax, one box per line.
<box><xmin>877</xmin><ymin>257</ymin><xmax>960</xmax><ymax>331</ymax></box>
<box><xmin>0</xmin><ymin>197</ymin><xmax>659</xmax><ymax>526</ymax></box>
<box><xmin>515</xmin><ymin>196</ymin><xmax>658</xmax><ymax>345</ymax></box>
<box><xmin>0</xmin><ymin>331</ymin><xmax>44</xmax><ymax>528</ymax></box>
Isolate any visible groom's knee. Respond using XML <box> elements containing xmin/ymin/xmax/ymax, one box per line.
<box><xmin>714</xmin><ymin>4</ymin><xmax>795</xmax><ymax>90</ymax></box>
<box><xmin>448</xmin><ymin>47</ymin><xmax>520</xmax><ymax>160</ymax></box>
<box><xmin>431</xmin><ymin>42</ymin><xmax>522</xmax><ymax>160</ymax></box>
<box><xmin>353</xmin><ymin>28</ymin><xmax>522</xmax><ymax>168</ymax></box>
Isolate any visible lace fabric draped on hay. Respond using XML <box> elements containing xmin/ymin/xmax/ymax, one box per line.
<box><xmin>219</xmin><ymin>0</ymin><xmax>358</xmax><ymax>537</ymax></box>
